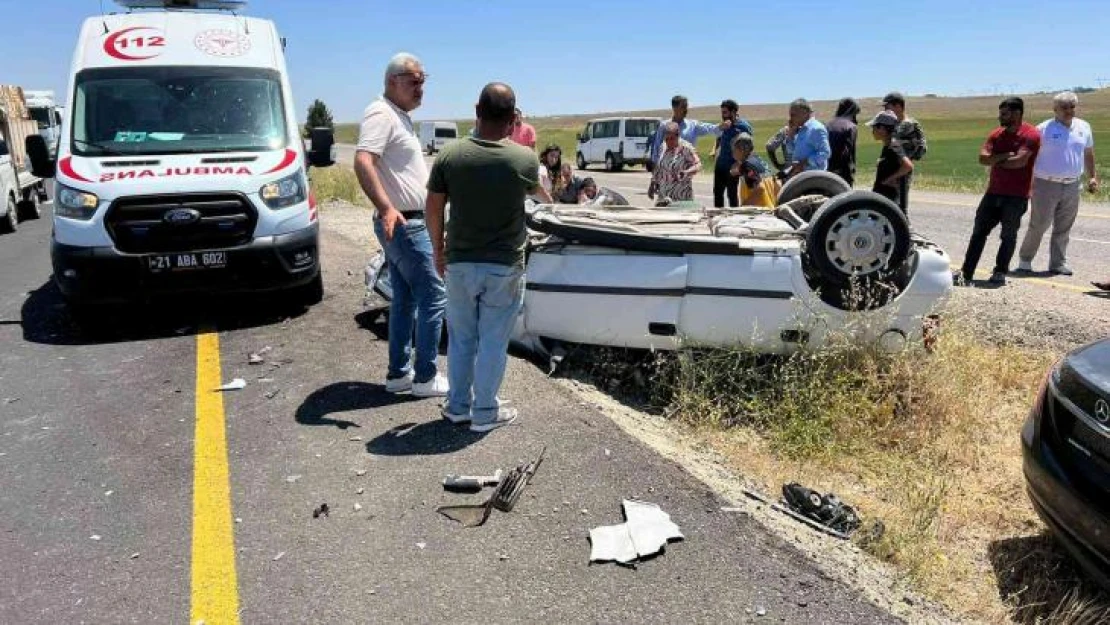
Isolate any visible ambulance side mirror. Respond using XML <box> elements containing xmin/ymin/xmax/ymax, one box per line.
<box><xmin>26</xmin><ymin>135</ymin><xmax>56</xmax><ymax>179</ymax></box>
<box><xmin>307</xmin><ymin>127</ymin><xmax>335</xmax><ymax>168</ymax></box>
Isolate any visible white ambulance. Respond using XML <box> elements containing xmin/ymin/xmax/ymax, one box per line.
<box><xmin>27</xmin><ymin>0</ymin><xmax>335</xmax><ymax>312</ymax></box>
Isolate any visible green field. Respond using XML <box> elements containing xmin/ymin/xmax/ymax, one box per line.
<box><xmin>332</xmin><ymin>100</ymin><xmax>1110</xmax><ymax>201</ymax></box>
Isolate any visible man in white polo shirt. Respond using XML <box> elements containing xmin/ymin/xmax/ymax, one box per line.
<box><xmin>1016</xmin><ymin>91</ymin><xmax>1100</xmax><ymax>276</ymax></box>
<box><xmin>354</xmin><ymin>52</ymin><xmax>448</xmax><ymax>397</ymax></box>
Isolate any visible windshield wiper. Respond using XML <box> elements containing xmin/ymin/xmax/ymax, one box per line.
<box><xmin>72</xmin><ymin>138</ymin><xmax>127</xmax><ymax>156</ymax></box>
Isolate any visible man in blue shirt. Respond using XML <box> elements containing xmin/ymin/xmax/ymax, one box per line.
<box><xmin>711</xmin><ymin>99</ymin><xmax>755</xmax><ymax>207</ymax></box>
<box><xmin>648</xmin><ymin>95</ymin><xmax>729</xmax><ymax>171</ymax></box>
<box><xmin>786</xmin><ymin>98</ymin><xmax>831</xmax><ymax>176</ymax></box>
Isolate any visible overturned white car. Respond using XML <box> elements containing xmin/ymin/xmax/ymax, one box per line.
<box><xmin>366</xmin><ymin>173</ymin><xmax>951</xmax><ymax>356</ymax></box>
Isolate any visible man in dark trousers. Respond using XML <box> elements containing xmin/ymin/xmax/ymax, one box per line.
<box><xmin>882</xmin><ymin>92</ymin><xmax>927</xmax><ymax>213</ymax></box>
<box><xmin>711</xmin><ymin>99</ymin><xmax>754</xmax><ymax>207</ymax></box>
<box><xmin>955</xmin><ymin>97</ymin><xmax>1040</xmax><ymax>286</ymax></box>
<box><xmin>827</xmin><ymin>98</ymin><xmax>860</xmax><ymax>186</ymax></box>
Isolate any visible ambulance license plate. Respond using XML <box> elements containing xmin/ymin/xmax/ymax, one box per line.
<box><xmin>147</xmin><ymin>251</ymin><xmax>228</xmax><ymax>273</ymax></box>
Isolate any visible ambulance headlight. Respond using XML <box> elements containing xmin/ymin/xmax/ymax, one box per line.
<box><xmin>259</xmin><ymin>170</ymin><xmax>306</xmax><ymax>209</ymax></box>
<box><xmin>56</xmin><ymin>185</ymin><xmax>99</xmax><ymax>220</ymax></box>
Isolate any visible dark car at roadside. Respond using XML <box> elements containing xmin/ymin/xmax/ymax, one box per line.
<box><xmin>1023</xmin><ymin>336</ymin><xmax>1110</xmax><ymax>589</ymax></box>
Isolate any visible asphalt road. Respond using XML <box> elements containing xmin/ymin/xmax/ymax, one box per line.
<box><xmin>336</xmin><ymin>143</ymin><xmax>1110</xmax><ymax>293</ymax></box>
<box><xmin>0</xmin><ymin>199</ymin><xmax>900</xmax><ymax>623</ymax></box>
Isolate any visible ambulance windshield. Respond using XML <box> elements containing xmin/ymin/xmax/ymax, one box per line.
<box><xmin>72</xmin><ymin>66</ymin><xmax>287</xmax><ymax>156</ymax></box>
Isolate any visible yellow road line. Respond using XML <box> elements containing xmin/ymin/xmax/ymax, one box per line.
<box><xmin>191</xmin><ymin>331</ymin><xmax>240</xmax><ymax>625</ymax></box>
<box><xmin>951</xmin><ymin>263</ymin><xmax>1094</xmax><ymax>294</ymax></box>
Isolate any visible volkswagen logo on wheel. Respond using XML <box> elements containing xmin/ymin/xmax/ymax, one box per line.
<box><xmin>164</xmin><ymin>208</ymin><xmax>201</xmax><ymax>225</ymax></box>
<box><xmin>1096</xmin><ymin>398</ymin><xmax>1110</xmax><ymax>425</ymax></box>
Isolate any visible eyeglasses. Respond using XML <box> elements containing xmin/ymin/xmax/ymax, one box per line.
<box><xmin>393</xmin><ymin>72</ymin><xmax>428</xmax><ymax>86</ymax></box>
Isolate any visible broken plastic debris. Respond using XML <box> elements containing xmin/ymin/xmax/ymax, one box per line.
<box><xmin>348</xmin><ymin>436</ymin><xmax>363</xmax><ymax>442</ymax></box>
<box><xmin>264</xmin><ymin>390</ymin><xmax>279</xmax><ymax>399</ymax></box>
<box><xmin>90</xmin><ymin>535</ymin><xmax>102</xmax><ymax>541</ymax></box>
<box><xmin>248</xmin><ymin>353</ymin><xmax>265</xmax><ymax>365</ymax></box>
<box><xmin>416</xmin><ymin>542</ymin><xmax>426</xmax><ymax>550</ymax></box>
<box><xmin>217</xmin><ymin>378</ymin><xmax>247</xmax><ymax>392</ymax></box>
<box><xmin>285</xmin><ymin>475</ymin><xmax>302</xmax><ymax>483</ymax></box>
<box><xmin>355</xmin><ymin>469</ymin><xmax>367</xmax><ymax>476</ymax></box>
<box><xmin>353</xmin><ymin>502</ymin><xmax>363</xmax><ymax>511</ymax></box>
<box><xmin>129</xmin><ymin>552</ymin><xmax>140</xmax><ymax>559</ymax></box>
<box><xmin>356</xmin><ymin>487</ymin><xmax>365</xmax><ymax>495</ymax></box>
<box><xmin>312</xmin><ymin>503</ymin><xmax>329</xmax><ymax>518</ymax></box>
<box><xmin>273</xmin><ymin>551</ymin><xmax>286</xmax><ymax>561</ymax></box>
<box><xmin>588</xmin><ymin>500</ymin><xmax>683</xmax><ymax>565</ymax></box>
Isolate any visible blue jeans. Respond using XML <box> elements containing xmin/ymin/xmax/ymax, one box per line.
<box><xmin>372</xmin><ymin>218</ymin><xmax>446</xmax><ymax>384</ymax></box>
<box><xmin>444</xmin><ymin>262</ymin><xmax>525</xmax><ymax>422</ymax></box>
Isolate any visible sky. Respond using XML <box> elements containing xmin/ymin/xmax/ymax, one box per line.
<box><xmin>2</xmin><ymin>0</ymin><xmax>1108</xmax><ymax>123</ymax></box>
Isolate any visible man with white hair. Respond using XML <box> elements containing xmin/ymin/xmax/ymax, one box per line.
<box><xmin>1016</xmin><ymin>91</ymin><xmax>1100</xmax><ymax>276</ymax></box>
<box><xmin>354</xmin><ymin>52</ymin><xmax>448</xmax><ymax>397</ymax></box>
<box><xmin>785</xmin><ymin>98</ymin><xmax>830</xmax><ymax>176</ymax></box>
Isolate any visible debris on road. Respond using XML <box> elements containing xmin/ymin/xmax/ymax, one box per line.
<box><xmin>273</xmin><ymin>551</ymin><xmax>286</xmax><ymax>561</ymax></box>
<box><xmin>264</xmin><ymin>390</ymin><xmax>279</xmax><ymax>399</ymax></box>
<box><xmin>356</xmin><ymin>487</ymin><xmax>365</xmax><ymax>495</ymax></box>
<box><xmin>3</xmin><ymin>397</ymin><xmax>19</xmax><ymax>404</ymax></box>
<box><xmin>217</xmin><ymin>378</ymin><xmax>247</xmax><ymax>392</ymax></box>
<box><xmin>90</xmin><ymin>535</ymin><xmax>102</xmax><ymax>541</ymax></box>
<box><xmin>355</xmin><ymin>469</ymin><xmax>368</xmax><ymax>476</ymax></box>
<box><xmin>588</xmin><ymin>500</ymin><xmax>683</xmax><ymax>565</ymax></box>
<box><xmin>348</xmin><ymin>435</ymin><xmax>363</xmax><ymax>442</ymax></box>
<box><xmin>438</xmin><ymin>448</ymin><xmax>546</xmax><ymax>527</ymax></box>
<box><xmin>312</xmin><ymin>503</ymin><xmax>329</xmax><ymax>518</ymax></box>
<box><xmin>129</xmin><ymin>552</ymin><xmax>140</xmax><ymax>559</ymax></box>
<box><xmin>285</xmin><ymin>475</ymin><xmax>302</xmax><ymax>484</ymax></box>
<box><xmin>353</xmin><ymin>502</ymin><xmax>363</xmax><ymax>511</ymax></box>
<box><xmin>248</xmin><ymin>353</ymin><xmax>265</xmax><ymax>365</ymax></box>
<box><xmin>442</xmin><ymin>469</ymin><xmax>502</xmax><ymax>492</ymax></box>
<box><xmin>416</xmin><ymin>542</ymin><xmax>426</xmax><ymax>550</ymax></box>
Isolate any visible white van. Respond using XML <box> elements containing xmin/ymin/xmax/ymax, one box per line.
<box><xmin>418</xmin><ymin>120</ymin><xmax>457</xmax><ymax>154</ymax></box>
<box><xmin>575</xmin><ymin>117</ymin><xmax>659</xmax><ymax>171</ymax></box>
<box><xmin>24</xmin><ymin>90</ymin><xmax>63</xmax><ymax>157</ymax></box>
<box><xmin>26</xmin><ymin>0</ymin><xmax>336</xmax><ymax>312</ymax></box>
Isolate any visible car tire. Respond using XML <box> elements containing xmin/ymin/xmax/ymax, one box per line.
<box><xmin>605</xmin><ymin>152</ymin><xmax>616</xmax><ymax>172</ymax></box>
<box><xmin>804</xmin><ymin>191</ymin><xmax>911</xmax><ymax>291</ymax></box>
<box><xmin>777</xmin><ymin>170</ymin><xmax>852</xmax><ymax>209</ymax></box>
<box><xmin>577</xmin><ymin>152</ymin><xmax>587</xmax><ymax>170</ymax></box>
<box><xmin>17</xmin><ymin>189</ymin><xmax>42</xmax><ymax>221</ymax></box>
<box><xmin>0</xmin><ymin>195</ymin><xmax>17</xmax><ymax>234</ymax></box>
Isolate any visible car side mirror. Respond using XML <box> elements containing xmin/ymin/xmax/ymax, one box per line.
<box><xmin>307</xmin><ymin>127</ymin><xmax>335</xmax><ymax>168</ymax></box>
<box><xmin>25</xmin><ymin>135</ymin><xmax>56</xmax><ymax>179</ymax></box>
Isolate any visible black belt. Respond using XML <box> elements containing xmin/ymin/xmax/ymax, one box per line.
<box><xmin>401</xmin><ymin>211</ymin><xmax>425</xmax><ymax>220</ymax></box>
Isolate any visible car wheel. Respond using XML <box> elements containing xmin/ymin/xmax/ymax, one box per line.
<box><xmin>805</xmin><ymin>190</ymin><xmax>910</xmax><ymax>291</ymax></box>
<box><xmin>577</xmin><ymin>152</ymin><xmax>587</xmax><ymax>170</ymax></box>
<box><xmin>0</xmin><ymin>195</ymin><xmax>17</xmax><ymax>234</ymax></box>
<box><xmin>777</xmin><ymin>170</ymin><xmax>852</xmax><ymax>214</ymax></box>
<box><xmin>605</xmin><ymin>153</ymin><xmax>615</xmax><ymax>172</ymax></box>
<box><xmin>17</xmin><ymin>189</ymin><xmax>42</xmax><ymax>221</ymax></box>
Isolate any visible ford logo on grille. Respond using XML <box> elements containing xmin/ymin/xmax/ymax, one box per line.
<box><xmin>1096</xmin><ymin>398</ymin><xmax>1110</xmax><ymax>425</ymax></box>
<box><xmin>164</xmin><ymin>208</ymin><xmax>201</xmax><ymax>225</ymax></box>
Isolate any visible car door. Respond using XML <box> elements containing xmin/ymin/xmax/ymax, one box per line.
<box><xmin>579</xmin><ymin>122</ymin><xmax>594</xmax><ymax>163</ymax></box>
<box><xmin>0</xmin><ymin>137</ymin><xmax>16</xmax><ymax>199</ymax></box>
<box><xmin>599</xmin><ymin>120</ymin><xmax>618</xmax><ymax>164</ymax></box>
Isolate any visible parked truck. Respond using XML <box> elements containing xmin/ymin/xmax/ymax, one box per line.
<box><xmin>0</xmin><ymin>84</ymin><xmax>48</xmax><ymax>233</ymax></box>
<box><xmin>24</xmin><ymin>90</ymin><xmax>62</xmax><ymax>157</ymax></box>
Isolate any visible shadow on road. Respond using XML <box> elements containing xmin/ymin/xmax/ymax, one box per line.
<box><xmin>295</xmin><ymin>381</ymin><xmax>420</xmax><ymax>430</ymax></box>
<box><xmin>1085</xmin><ymin>290</ymin><xmax>1110</xmax><ymax>300</ymax></box>
<box><xmin>20</xmin><ymin>279</ymin><xmax>311</xmax><ymax>346</ymax></box>
<box><xmin>366</xmin><ymin>419</ymin><xmax>484</xmax><ymax>456</ymax></box>
<box><xmin>988</xmin><ymin>532</ymin><xmax>1110</xmax><ymax>623</ymax></box>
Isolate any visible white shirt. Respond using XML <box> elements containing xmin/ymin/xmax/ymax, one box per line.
<box><xmin>1034</xmin><ymin>117</ymin><xmax>1094</xmax><ymax>180</ymax></box>
<box><xmin>355</xmin><ymin>97</ymin><xmax>429</xmax><ymax>214</ymax></box>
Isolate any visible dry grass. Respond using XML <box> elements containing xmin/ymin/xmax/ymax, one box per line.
<box><xmin>558</xmin><ymin>317</ymin><xmax>1110</xmax><ymax>623</ymax></box>
<box><xmin>308</xmin><ymin>166</ymin><xmax>369</xmax><ymax>207</ymax></box>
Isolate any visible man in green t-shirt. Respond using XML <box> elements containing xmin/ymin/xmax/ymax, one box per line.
<box><xmin>426</xmin><ymin>83</ymin><xmax>548</xmax><ymax>433</ymax></box>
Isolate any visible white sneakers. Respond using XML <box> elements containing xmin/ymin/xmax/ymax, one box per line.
<box><xmin>385</xmin><ymin>373</ymin><xmax>449</xmax><ymax>398</ymax></box>
<box><xmin>468</xmin><ymin>406</ymin><xmax>519</xmax><ymax>433</ymax></box>
<box><xmin>412</xmin><ymin>375</ymin><xmax>449</xmax><ymax>398</ymax></box>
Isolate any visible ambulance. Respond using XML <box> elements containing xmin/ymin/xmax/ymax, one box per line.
<box><xmin>26</xmin><ymin>0</ymin><xmax>336</xmax><ymax>312</ymax></box>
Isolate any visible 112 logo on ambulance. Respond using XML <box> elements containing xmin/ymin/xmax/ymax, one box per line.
<box><xmin>104</xmin><ymin>27</ymin><xmax>166</xmax><ymax>61</ymax></box>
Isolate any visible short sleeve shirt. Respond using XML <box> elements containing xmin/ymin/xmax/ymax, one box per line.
<box><xmin>355</xmin><ymin>97</ymin><xmax>429</xmax><ymax>214</ymax></box>
<box><xmin>1034</xmin><ymin>118</ymin><xmax>1093</xmax><ymax>179</ymax></box>
<box><xmin>427</xmin><ymin>138</ymin><xmax>541</xmax><ymax>267</ymax></box>
<box><xmin>983</xmin><ymin>122</ymin><xmax>1041</xmax><ymax>198</ymax></box>
<box><xmin>509</xmin><ymin>123</ymin><xmax>537</xmax><ymax>148</ymax></box>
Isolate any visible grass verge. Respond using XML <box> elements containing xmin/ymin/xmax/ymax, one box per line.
<box><xmin>308</xmin><ymin>166</ymin><xmax>369</xmax><ymax>207</ymax></box>
<box><xmin>559</xmin><ymin>321</ymin><xmax>1109</xmax><ymax>623</ymax></box>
